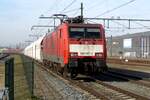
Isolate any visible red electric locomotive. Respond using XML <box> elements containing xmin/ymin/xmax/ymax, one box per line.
<box><xmin>41</xmin><ymin>16</ymin><xmax>108</xmax><ymax>78</ymax></box>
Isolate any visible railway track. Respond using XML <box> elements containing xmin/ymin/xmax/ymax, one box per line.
<box><xmin>90</xmin><ymin>75</ymin><xmax>149</xmax><ymax>100</ymax></box>
<box><xmin>72</xmin><ymin>75</ymin><xmax>139</xmax><ymax>100</ymax></box>
<box><xmin>66</xmin><ymin>76</ymin><xmax>110</xmax><ymax>100</ymax></box>
<box><xmin>34</xmin><ymin>61</ymin><xmax>98</xmax><ymax>100</ymax></box>
<box><xmin>21</xmin><ymin>53</ymin><xmax>149</xmax><ymax>100</ymax></box>
<box><xmin>74</xmin><ymin>81</ymin><xmax>109</xmax><ymax>99</ymax></box>
<box><xmin>35</xmin><ymin>61</ymin><xmax>108</xmax><ymax>100</ymax></box>
<box><xmin>34</xmin><ymin>59</ymin><xmax>150</xmax><ymax>100</ymax></box>
<box><xmin>107</xmin><ymin>58</ymin><xmax>150</xmax><ymax>67</ymax></box>
<box><xmin>63</xmin><ymin>73</ymin><xmax>150</xmax><ymax>100</ymax></box>
<box><xmin>107</xmin><ymin>70</ymin><xmax>150</xmax><ymax>88</ymax></box>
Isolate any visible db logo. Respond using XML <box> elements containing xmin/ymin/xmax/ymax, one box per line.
<box><xmin>85</xmin><ymin>41</ymin><xmax>88</xmax><ymax>44</ymax></box>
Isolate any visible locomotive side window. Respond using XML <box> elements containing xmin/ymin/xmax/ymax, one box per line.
<box><xmin>70</xmin><ymin>28</ymin><xmax>84</xmax><ymax>38</ymax></box>
<box><xmin>86</xmin><ymin>28</ymin><xmax>101</xmax><ymax>39</ymax></box>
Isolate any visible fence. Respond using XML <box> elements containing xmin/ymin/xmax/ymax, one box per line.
<box><xmin>5</xmin><ymin>58</ymin><xmax>14</xmax><ymax>100</ymax></box>
<box><xmin>0</xmin><ymin>54</ymin><xmax>8</xmax><ymax>100</ymax></box>
<box><xmin>1</xmin><ymin>54</ymin><xmax>58</xmax><ymax>100</ymax></box>
<box><xmin>1</xmin><ymin>55</ymin><xmax>35</xmax><ymax>100</ymax></box>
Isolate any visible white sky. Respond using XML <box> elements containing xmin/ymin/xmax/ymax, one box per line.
<box><xmin>0</xmin><ymin>0</ymin><xmax>150</xmax><ymax>47</ymax></box>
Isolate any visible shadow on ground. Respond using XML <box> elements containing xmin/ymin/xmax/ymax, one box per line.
<box><xmin>73</xmin><ymin>67</ymin><xmax>150</xmax><ymax>82</ymax></box>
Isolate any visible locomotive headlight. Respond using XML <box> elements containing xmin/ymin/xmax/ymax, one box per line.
<box><xmin>70</xmin><ymin>52</ymin><xmax>78</xmax><ymax>57</ymax></box>
<box><xmin>95</xmin><ymin>53</ymin><xmax>103</xmax><ymax>57</ymax></box>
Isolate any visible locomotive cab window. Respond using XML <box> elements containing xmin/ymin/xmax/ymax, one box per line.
<box><xmin>69</xmin><ymin>28</ymin><xmax>84</xmax><ymax>38</ymax></box>
<box><xmin>86</xmin><ymin>28</ymin><xmax>101</xmax><ymax>39</ymax></box>
<box><xmin>69</xmin><ymin>27</ymin><xmax>101</xmax><ymax>39</ymax></box>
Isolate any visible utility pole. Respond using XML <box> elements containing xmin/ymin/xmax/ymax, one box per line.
<box><xmin>81</xmin><ymin>2</ymin><xmax>83</xmax><ymax>22</ymax></box>
<box><xmin>110</xmin><ymin>35</ymin><xmax>113</xmax><ymax>57</ymax></box>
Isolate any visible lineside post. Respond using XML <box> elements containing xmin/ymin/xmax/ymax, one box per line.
<box><xmin>81</xmin><ymin>2</ymin><xmax>83</xmax><ymax>22</ymax></box>
<box><xmin>5</xmin><ymin>57</ymin><xmax>14</xmax><ymax>100</ymax></box>
<box><xmin>31</xmin><ymin>60</ymin><xmax>34</xmax><ymax>97</ymax></box>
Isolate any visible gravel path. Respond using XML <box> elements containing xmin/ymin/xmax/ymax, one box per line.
<box><xmin>34</xmin><ymin>66</ymin><xmax>97</xmax><ymax>100</ymax></box>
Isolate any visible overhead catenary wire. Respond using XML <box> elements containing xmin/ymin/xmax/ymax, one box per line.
<box><xmin>31</xmin><ymin>0</ymin><xmax>62</xmax><ymax>38</ymax></box>
<box><xmin>43</xmin><ymin>0</ymin><xmax>61</xmax><ymax>15</ymax></box>
<box><xmin>87</xmin><ymin>20</ymin><xmax>100</xmax><ymax>24</ymax></box>
<box><xmin>42</xmin><ymin>0</ymin><xmax>78</xmax><ymax>28</ymax></box>
<box><xmin>85</xmin><ymin>0</ymin><xmax>109</xmax><ymax>12</ymax></box>
<box><xmin>32</xmin><ymin>0</ymin><xmax>150</xmax><ymax>39</ymax></box>
<box><xmin>36</xmin><ymin>0</ymin><xmax>79</xmax><ymax>32</ymax></box>
<box><xmin>60</xmin><ymin>0</ymin><xmax>77</xmax><ymax>13</ymax></box>
<box><xmin>63</xmin><ymin>8</ymin><xmax>80</xmax><ymax>13</ymax></box>
<box><xmin>108</xmin><ymin>20</ymin><xmax>148</xmax><ymax>29</ymax></box>
<box><xmin>72</xmin><ymin>8</ymin><xmax>81</xmax><ymax>16</ymax></box>
<box><xmin>110</xmin><ymin>20</ymin><xmax>128</xmax><ymax>29</ymax></box>
<box><xmin>35</xmin><ymin>0</ymin><xmax>66</xmax><ymax>33</ymax></box>
<box><xmin>134</xmin><ymin>21</ymin><xmax>150</xmax><ymax>29</ymax></box>
<box><xmin>95</xmin><ymin>0</ymin><xmax>136</xmax><ymax>17</ymax></box>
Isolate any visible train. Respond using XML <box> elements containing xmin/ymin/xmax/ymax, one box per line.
<box><xmin>24</xmin><ymin>16</ymin><xmax>108</xmax><ymax>78</ymax></box>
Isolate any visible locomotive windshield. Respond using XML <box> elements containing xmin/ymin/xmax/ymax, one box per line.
<box><xmin>86</xmin><ymin>28</ymin><xmax>100</xmax><ymax>38</ymax></box>
<box><xmin>70</xmin><ymin>28</ymin><xmax>84</xmax><ymax>38</ymax></box>
<box><xmin>70</xmin><ymin>27</ymin><xmax>101</xmax><ymax>39</ymax></box>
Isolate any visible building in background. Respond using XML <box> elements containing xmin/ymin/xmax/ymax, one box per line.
<box><xmin>107</xmin><ymin>31</ymin><xmax>150</xmax><ymax>58</ymax></box>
